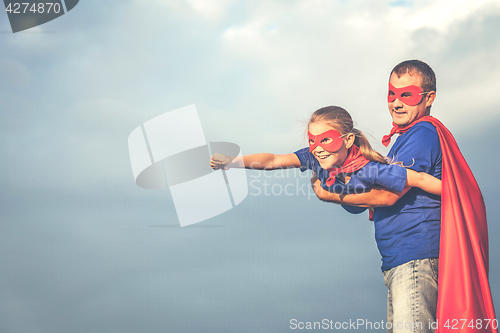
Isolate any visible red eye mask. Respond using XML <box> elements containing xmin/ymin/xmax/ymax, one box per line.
<box><xmin>387</xmin><ymin>82</ymin><xmax>427</xmax><ymax>106</ymax></box>
<box><xmin>308</xmin><ymin>129</ymin><xmax>344</xmax><ymax>153</ymax></box>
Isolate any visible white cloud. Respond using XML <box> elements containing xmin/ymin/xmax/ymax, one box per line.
<box><xmin>185</xmin><ymin>0</ymin><xmax>233</xmax><ymax>20</ymax></box>
<box><xmin>130</xmin><ymin>0</ymin><xmax>232</xmax><ymax>21</ymax></box>
<box><xmin>404</xmin><ymin>0</ymin><xmax>500</xmax><ymax>32</ymax></box>
<box><xmin>217</xmin><ymin>0</ymin><xmax>500</xmax><ymax>152</ymax></box>
<box><xmin>1</xmin><ymin>2</ymin><xmax>500</xmax><ymax>332</ymax></box>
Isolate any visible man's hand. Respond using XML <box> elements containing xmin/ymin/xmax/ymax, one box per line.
<box><xmin>310</xmin><ymin>176</ymin><xmax>341</xmax><ymax>202</ymax></box>
<box><xmin>312</xmin><ymin>178</ymin><xmax>346</xmax><ymax>203</ymax></box>
<box><xmin>309</xmin><ymin>172</ymin><xmax>327</xmax><ymax>201</ymax></box>
<box><xmin>310</xmin><ymin>174</ymin><xmax>411</xmax><ymax>207</ymax></box>
<box><xmin>310</xmin><ymin>171</ymin><xmax>319</xmax><ymax>186</ymax></box>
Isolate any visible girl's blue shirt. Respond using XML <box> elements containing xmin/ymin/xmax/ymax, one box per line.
<box><xmin>294</xmin><ymin>148</ymin><xmax>407</xmax><ymax>196</ymax></box>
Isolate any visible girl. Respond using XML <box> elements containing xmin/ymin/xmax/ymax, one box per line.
<box><xmin>210</xmin><ymin>106</ymin><xmax>441</xmax><ymax>198</ymax></box>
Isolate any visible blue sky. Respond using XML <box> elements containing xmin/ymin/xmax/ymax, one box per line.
<box><xmin>1</xmin><ymin>1</ymin><xmax>500</xmax><ymax>332</ymax></box>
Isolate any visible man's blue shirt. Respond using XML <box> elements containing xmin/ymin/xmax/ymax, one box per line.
<box><xmin>373</xmin><ymin>121</ymin><xmax>442</xmax><ymax>271</ymax></box>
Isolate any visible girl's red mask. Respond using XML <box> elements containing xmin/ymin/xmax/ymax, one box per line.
<box><xmin>308</xmin><ymin>129</ymin><xmax>344</xmax><ymax>153</ymax></box>
<box><xmin>387</xmin><ymin>82</ymin><xmax>428</xmax><ymax>106</ymax></box>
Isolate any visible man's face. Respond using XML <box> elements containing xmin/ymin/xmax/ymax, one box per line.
<box><xmin>388</xmin><ymin>72</ymin><xmax>435</xmax><ymax>126</ymax></box>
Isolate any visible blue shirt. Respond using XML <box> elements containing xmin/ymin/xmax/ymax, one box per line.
<box><xmin>294</xmin><ymin>148</ymin><xmax>407</xmax><ymax>195</ymax></box>
<box><xmin>373</xmin><ymin>121</ymin><xmax>442</xmax><ymax>271</ymax></box>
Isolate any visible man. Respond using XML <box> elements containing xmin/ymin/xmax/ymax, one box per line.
<box><xmin>312</xmin><ymin>60</ymin><xmax>496</xmax><ymax>332</ymax></box>
<box><xmin>375</xmin><ymin>60</ymin><xmax>440</xmax><ymax>332</ymax></box>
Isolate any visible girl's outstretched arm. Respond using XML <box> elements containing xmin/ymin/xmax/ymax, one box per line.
<box><xmin>211</xmin><ymin>153</ymin><xmax>301</xmax><ymax>170</ymax></box>
<box><xmin>405</xmin><ymin>169</ymin><xmax>441</xmax><ymax>196</ymax></box>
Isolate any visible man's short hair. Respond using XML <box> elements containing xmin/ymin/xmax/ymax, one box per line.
<box><xmin>390</xmin><ymin>60</ymin><xmax>436</xmax><ymax>93</ymax></box>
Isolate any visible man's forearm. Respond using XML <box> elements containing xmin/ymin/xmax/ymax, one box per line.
<box><xmin>312</xmin><ymin>180</ymin><xmax>408</xmax><ymax>207</ymax></box>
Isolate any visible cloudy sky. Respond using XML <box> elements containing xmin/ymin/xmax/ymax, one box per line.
<box><xmin>1</xmin><ymin>0</ymin><xmax>500</xmax><ymax>332</ymax></box>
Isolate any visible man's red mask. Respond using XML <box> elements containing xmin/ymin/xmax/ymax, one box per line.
<box><xmin>387</xmin><ymin>82</ymin><xmax>428</xmax><ymax>106</ymax></box>
<box><xmin>308</xmin><ymin>129</ymin><xmax>344</xmax><ymax>153</ymax></box>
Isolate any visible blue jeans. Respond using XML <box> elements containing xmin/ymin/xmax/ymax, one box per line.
<box><xmin>383</xmin><ymin>258</ymin><xmax>439</xmax><ymax>333</ymax></box>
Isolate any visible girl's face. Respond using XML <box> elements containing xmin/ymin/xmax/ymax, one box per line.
<box><xmin>308</xmin><ymin>122</ymin><xmax>353</xmax><ymax>169</ymax></box>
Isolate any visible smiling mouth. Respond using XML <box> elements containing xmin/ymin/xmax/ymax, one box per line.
<box><xmin>316</xmin><ymin>155</ymin><xmax>330</xmax><ymax>160</ymax></box>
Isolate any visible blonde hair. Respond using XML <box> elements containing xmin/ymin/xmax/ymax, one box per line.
<box><xmin>308</xmin><ymin>106</ymin><xmax>388</xmax><ymax>164</ymax></box>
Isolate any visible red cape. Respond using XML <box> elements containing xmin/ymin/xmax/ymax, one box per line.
<box><xmin>395</xmin><ymin>117</ymin><xmax>497</xmax><ymax>332</ymax></box>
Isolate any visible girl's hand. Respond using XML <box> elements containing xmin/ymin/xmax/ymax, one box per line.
<box><xmin>210</xmin><ymin>153</ymin><xmax>233</xmax><ymax>170</ymax></box>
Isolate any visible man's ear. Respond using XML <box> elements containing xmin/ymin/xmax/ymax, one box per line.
<box><xmin>425</xmin><ymin>91</ymin><xmax>436</xmax><ymax>108</ymax></box>
<box><xmin>345</xmin><ymin>133</ymin><xmax>356</xmax><ymax>149</ymax></box>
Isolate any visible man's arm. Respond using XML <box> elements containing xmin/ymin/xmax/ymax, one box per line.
<box><xmin>312</xmin><ymin>124</ymin><xmax>441</xmax><ymax>207</ymax></box>
<box><xmin>405</xmin><ymin>169</ymin><xmax>441</xmax><ymax>196</ymax></box>
<box><xmin>311</xmin><ymin>178</ymin><xmax>411</xmax><ymax>207</ymax></box>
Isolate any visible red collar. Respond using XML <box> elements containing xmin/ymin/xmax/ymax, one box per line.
<box><xmin>325</xmin><ymin>145</ymin><xmax>369</xmax><ymax>187</ymax></box>
<box><xmin>382</xmin><ymin>115</ymin><xmax>433</xmax><ymax>147</ymax></box>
